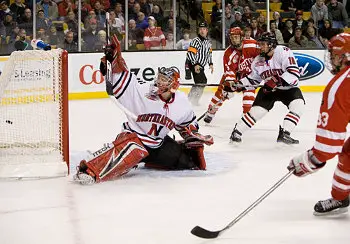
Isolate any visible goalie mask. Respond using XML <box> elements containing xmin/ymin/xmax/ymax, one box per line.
<box><xmin>325</xmin><ymin>33</ymin><xmax>350</xmax><ymax>74</ymax></box>
<box><xmin>146</xmin><ymin>67</ymin><xmax>180</xmax><ymax>100</ymax></box>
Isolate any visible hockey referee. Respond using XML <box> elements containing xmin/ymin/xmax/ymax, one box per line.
<box><xmin>186</xmin><ymin>21</ymin><xmax>213</xmax><ymax>106</ymax></box>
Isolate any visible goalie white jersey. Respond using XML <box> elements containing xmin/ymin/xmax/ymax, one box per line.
<box><xmin>110</xmin><ymin>70</ymin><xmax>197</xmax><ymax>148</ymax></box>
<box><xmin>241</xmin><ymin>45</ymin><xmax>300</xmax><ymax>88</ymax></box>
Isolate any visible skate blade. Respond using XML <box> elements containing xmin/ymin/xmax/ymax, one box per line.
<box><xmin>313</xmin><ymin>207</ymin><xmax>348</xmax><ymax>216</ymax></box>
<box><xmin>204</xmin><ymin>122</ymin><xmax>214</xmax><ymax>127</ymax></box>
<box><xmin>276</xmin><ymin>141</ymin><xmax>299</xmax><ymax>148</ymax></box>
<box><xmin>229</xmin><ymin>140</ymin><xmax>241</xmax><ymax>146</ymax></box>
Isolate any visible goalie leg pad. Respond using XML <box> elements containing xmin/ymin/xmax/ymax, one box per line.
<box><xmin>77</xmin><ymin>132</ymin><xmax>148</xmax><ymax>183</ymax></box>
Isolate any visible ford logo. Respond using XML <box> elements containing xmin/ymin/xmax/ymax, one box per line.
<box><xmin>294</xmin><ymin>53</ymin><xmax>325</xmax><ymax>81</ymax></box>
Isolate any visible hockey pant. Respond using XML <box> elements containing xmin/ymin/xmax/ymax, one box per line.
<box><xmin>143</xmin><ymin>135</ymin><xmax>207</xmax><ymax>170</ymax></box>
<box><xmin>77</xmin><ymin>132</ymin><xmax>149</xmax><ymax>183</ymax></box>
<box><xmin>208</xmin><ymin>75</ymin><xmax>256</xmax><ymax>116</ymax></box>
<box><xmin>332</xmin><ymin>137</ymin><xmax>350</xmax><ymax>201</ymax></box>
<box><xmin>188</xmin><ymin>64</ymin><xmax>207</xmax><ymax>105</ymax></box>
<box><xmin>235</xmin><ymin>88</ymin><xmax>305</xmax><ymax>135</ymax></box>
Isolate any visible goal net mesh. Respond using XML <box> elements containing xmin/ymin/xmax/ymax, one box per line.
<box><xmin>0</xmin><ymin>49</ymin><xmax>68</xmax><ymax>178</ymax></box>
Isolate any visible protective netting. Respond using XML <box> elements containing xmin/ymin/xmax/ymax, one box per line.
<box><xmin>0</xmin><ymin>49</ymin><xmax>68</xmax><ymax>178</ymax></box>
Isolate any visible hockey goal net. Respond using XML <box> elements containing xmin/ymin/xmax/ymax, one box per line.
<box><xmin>0</xmin><ymin>49</ymin><xmax>69</xmax><ymax>178</ymax></box>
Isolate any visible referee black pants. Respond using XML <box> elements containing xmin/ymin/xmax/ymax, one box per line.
<box><xmin>187</xmin><ymin>63</ymin><xmax>207</xmax><ymax>106</ymax></box>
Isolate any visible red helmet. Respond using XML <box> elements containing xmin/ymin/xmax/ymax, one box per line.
<box><xmin>325</xmin><ymin>33</ymin><xmax>350</xmax><ymax>73</ymax></box>
<box><xmin>229</xmin><ymin>27</ymin><xmax>243</xmax><ymax>48</ymax></box>
<box><xmin>229</xmin><ymin>27</ymin><xmax>243</xmax><ymax>36</ymax></box>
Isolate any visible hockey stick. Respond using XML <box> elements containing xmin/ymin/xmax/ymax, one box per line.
<box><xmin>180</xmin><ymin>83</ymin><xmax>220</xmax><ymax>87</ymax></box>
<box><xmin>104</xmin><ymin>13</ymin><xmax>138</xmax><ymax>120</ymax></box>
<box><xmin>180</xmin><ymin>83</ymin><xmax>264</xmax><ymax>89</ymax></box>
<box><xmin>197</xmin><ymin>98</ymin><xmax>224</xmax><ymax>122</ymax></box>
<box><xmin>191</xmin><ymin>169</ymin><xmax>294</xmax><ymax>239</ymax></box>
<box><xmin>197</xmin><ymin>112</ymin><xmax>206</xmax><ymax>122</ymax></box>
<box><xmin>181</xmin><ymin>83</ymin><xmax>297</xmax><ymax>91</ymax></box>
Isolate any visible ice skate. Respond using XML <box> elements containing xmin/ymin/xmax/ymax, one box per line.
<box><xmin>314</xmin><ymin>197</ymin><xmax>349</xmax><ymax>216</ymax></box>
<box><xmin>277</xmin><ymin>126</ymin><xmax>299</xmax><ymax>144</ymax></box>
<box><xmin>230</xmin><ymin>125</ymin><xmax>242</xmax><ymax>143</ymax></box>
<box><xmin>203</xmin><ymin>114</ymin><xmax>213</xmax><ymax>124</ymax></box>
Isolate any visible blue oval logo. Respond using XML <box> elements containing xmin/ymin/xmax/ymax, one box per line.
<box><xmin>294</xmin><ymin>53</ymin><xmax>325</xmax><ymax>81</ymax></box>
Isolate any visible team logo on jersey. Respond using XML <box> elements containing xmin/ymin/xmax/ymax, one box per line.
<box><xmin>294</xmin><ymin>53</ymin><xmax>325</xmax><ymax>81</ymax></box>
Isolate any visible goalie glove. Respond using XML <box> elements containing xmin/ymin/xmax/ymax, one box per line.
<box><xmin>101</xmin><ymin>34</ymin><xmax>128</xmax><ymax>74</ymax></box>
<box><xmin>179</xmin><ymin>124</ymin><xmax>214</xmax><ymax>146</ymax></box>
<box><xmin>288</xmin><ymin>149</ymin><xmax>326</xmax><ymax>177</ymax></box>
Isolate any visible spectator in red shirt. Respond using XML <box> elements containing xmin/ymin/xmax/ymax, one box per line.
<box><xmin>143</xmin><ymin>15</ymin><xmax>165</xmax><ymax>50</ymax></box>
<box><xmin>58</xmin><ymin>0</ymin><xmax>76</xmax><ymax>18</ymax></box>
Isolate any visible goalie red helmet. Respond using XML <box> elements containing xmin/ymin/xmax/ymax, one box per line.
<box><xmin>156</xmin><ymin>66</ymin><xmax>180</xmax><ymax>93</ymax></box>
<box><xmin>325</xmin><ymin>33</ymin><xmax>350</xmax><ymax>74</ymax></box>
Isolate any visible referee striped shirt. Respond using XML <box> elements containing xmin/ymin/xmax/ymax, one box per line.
<box><xmin>186</xmin><ymin>35</ymin><xmax>213</xmax><ymax>67</ymax></box>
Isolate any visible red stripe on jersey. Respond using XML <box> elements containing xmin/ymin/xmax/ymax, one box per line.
<box><xmin>315</xmin><ymin>135</ymin><xmax>344</xmax><ymax>147</ymax></box>
<box><xmin>312</xmin><ymin>148</ymin><xmax>337</xmax><ymax>161</ymax></box>
<box><xmin>113</xmin><ymin>71</ymin><xmax>129</xmax><ymax>95</ymax></box>
<box><xmin>287</xmin><ymin>68</ymin><xmax>300</xmax><ymax>76</ymax></box>
<box><xmin>287</xmin><ymin>67</ymin><xmax>299</xmax><ymax>73</ymax></box>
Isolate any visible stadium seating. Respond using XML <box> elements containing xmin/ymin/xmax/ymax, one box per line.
<box><xmin>202</xmin><ymin>2</ymin><xmax>215</xmax><ymax>24</ymax></box>
<box><xmin>270</xmin><ymin>2</ymin><xmax>282</xmax><ymax>12</ymax></box>
<box><xmin>136</xmin><ymin>44</ymin><xmax>145</xmax><ymax>50</ymax></box>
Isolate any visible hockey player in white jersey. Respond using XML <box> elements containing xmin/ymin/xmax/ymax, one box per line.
<box><xmin>74</xmin><ymin>35</ymin><xmax>214</xmax><ymax>185</ymax></box>
<box><xmin>229</xmin><ymin>32</ymin><xmax>305</xmax><ymax>144</ymax></box>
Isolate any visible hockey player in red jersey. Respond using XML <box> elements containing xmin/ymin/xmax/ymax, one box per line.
<box><xmin>74</xmin><ymin>35</ymin><xmax>213</xmax><ymax>185</ymax></box>
<box><xmin>203</xmin><ymin>27</ymin><xmax>260</xmax><ymax>124</ymax></box>
<box><xmin>289</xmin><ymin>33</ymin><xmax>350</xmax><ymax>215</ymax></box>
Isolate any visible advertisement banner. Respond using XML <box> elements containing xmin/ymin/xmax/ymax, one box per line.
<box><xmin>0</xmin><ymin>49</ymin><xmax>333</xmax><ymax>100</ymax></box>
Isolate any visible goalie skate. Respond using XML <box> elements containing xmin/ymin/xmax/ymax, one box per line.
<box><xmin>313</xmin><ymin>197</ymin><xmax>349</xmax><ymax>216</ymax></box>
<box><xmin>73</xmin><ymin>170</ymin><xmax>96</xmax><ymax>185</ymax></box>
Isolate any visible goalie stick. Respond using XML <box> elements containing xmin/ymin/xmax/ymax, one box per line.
<box><xmin>191</xmin><ymin>170</ymin><xmax>294</xmax><ymax>239</ymax></box>
<box><xmin>104</xmin><ymin>13</ymin><xmax>138</xmax><ymax>120</ymax></box>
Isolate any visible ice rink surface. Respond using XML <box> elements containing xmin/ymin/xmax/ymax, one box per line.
<box><xmin>1</xmin><ymin>92</ymin><xmax>349</xmax><ymax>244</ymax></box>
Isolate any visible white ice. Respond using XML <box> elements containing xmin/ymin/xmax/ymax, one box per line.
<box><xmin>1</xmin><ymin>92</ymin><xmax>349</xmax><ymax>244</ymax></box>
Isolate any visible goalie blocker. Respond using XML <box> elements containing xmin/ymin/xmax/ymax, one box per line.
<box><xmin>75</xmin><ymin>127</ymin><xmax>211</xmax><ymax>184</ymax></box>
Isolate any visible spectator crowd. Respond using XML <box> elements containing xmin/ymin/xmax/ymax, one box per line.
<box><xmin>0</xmin><ymin>0</ymin><xmax>348</xmax><ymax>54</ymax></box>
<box><xmin>209</xmin><ymin>0</ymin><xmax>348</xmax><ymax>48</ymax></box>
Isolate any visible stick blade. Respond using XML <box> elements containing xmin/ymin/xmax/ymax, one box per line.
<box><xmin>191</xmin><ymin>226</ymin><xmax>221</xmax><ymax>239</ymax></box>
